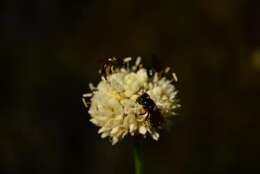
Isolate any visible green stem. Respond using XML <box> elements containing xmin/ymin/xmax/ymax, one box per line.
<box><xmin>133</xmin><ymin>138</ymin><xmax>143</xmax><ymax>174</ymax></box>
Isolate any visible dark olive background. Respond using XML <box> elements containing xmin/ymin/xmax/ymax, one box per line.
<box><xmin>1</xmin><ymin>0</ymin><xmax>260</xmax><ymax>174</ymax></box>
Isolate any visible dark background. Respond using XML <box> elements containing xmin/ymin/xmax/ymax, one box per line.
<box><xmin>1</xmin><ymin>0</ymin><xmax>260</xmax><ymax>174</ymax></box>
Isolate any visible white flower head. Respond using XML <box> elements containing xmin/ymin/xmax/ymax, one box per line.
<box><xmin>83</xmin><ymin>57</ymin><xmax>180</xmax><ymax>145</ymax></box>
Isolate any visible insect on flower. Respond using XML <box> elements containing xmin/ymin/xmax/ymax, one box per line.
<box><xmin>136</xmin><ymin>92</ymin><xmax>164</xmax><ymax>130</ymax></box>
<box><xmin>101</xmin><ymin>57</ymin><xmax>127</xmax><ymax>79</ymax></box>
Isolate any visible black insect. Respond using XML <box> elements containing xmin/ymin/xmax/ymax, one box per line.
<box><xmin>136</xmin><ymin>93</ymin><xmax>164</xmax><ymax>130</ymax></box>
<box><xmin>101</xmin><ymin>57</ymin><xmax>126</xmax><ymax>78</ymax></box>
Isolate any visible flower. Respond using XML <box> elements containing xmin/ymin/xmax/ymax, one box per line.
<box><xmin>82</xmin><ymin>57</ymin><xmax>180</xmax><ymax>145</ymax></box>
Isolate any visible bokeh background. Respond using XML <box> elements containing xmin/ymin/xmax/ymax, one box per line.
<box><xmin>2</xmin><ymin>0</ymin><xmax>260</xmax><ymax>174</ymax></box>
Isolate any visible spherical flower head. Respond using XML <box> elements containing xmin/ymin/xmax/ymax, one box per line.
<box><xmin>82</xmin><ymin>57</ymin><xmax>180</xmax><ymax>145</ymax></box>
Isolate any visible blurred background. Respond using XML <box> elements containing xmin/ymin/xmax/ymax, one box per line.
<box><xmin>1</xmin><ymin>0</ymin><xmax>260</xmax><ymax>174</ymax></box>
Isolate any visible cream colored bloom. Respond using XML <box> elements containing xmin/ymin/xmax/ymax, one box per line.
<box><xmin>82</xmin><ymin>57</ymin><xmax>180</xmax><ymax>145</ymax></box>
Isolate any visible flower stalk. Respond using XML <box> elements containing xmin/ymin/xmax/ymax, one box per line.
<box><xmin>133</xmin><ymin>138</ymin><xmax>143</xmax><ymax>174</ymax></box>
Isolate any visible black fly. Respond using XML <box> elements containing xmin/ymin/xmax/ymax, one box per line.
<box><xmin>136</xmin><ymin>93</ymin><xmax>164</xmax><ymax>130</ymax></box>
